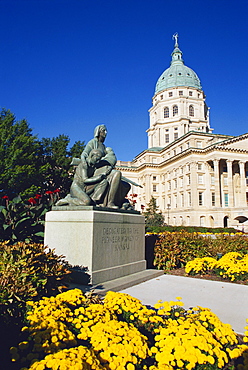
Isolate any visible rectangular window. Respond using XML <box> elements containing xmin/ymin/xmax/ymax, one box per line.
<box><xmin>196</xmin><ymin>141</ymin><xmax>202</xmax><ymax>148</ymax></box>
<box><xmin>199</xmin><ymin>192</ymin><xmax>203</xmax><ymax>206</ymax></box>
<box><xmin>197</xmin><ymin>163</ymin><xmax>202</xmax><ymax>171</ymax></box>
<box><xmin>174</xmin><ymin>179</ymin><xmax>177</xmax><ymax>189</ymax></box>
<box><xmin>189</xmin><ymin>91</ymin><xmax>193</xmax><ymax>96</ymax></box>
<box><xmin>224</xmin><ymin>193</ymin><xmax>228</xmax><ymax>207</ymax></box>
<box><xmin>188</xmin><ymin>192</ymin><xmax>192</xmax><ymax>206</ymax></box>
<box><xmin>187</xmin><ymin>175</ymin><xmax>191</xmax><ymax>185</ymax></box>
<box><xmin>211</xmin><ymin>175</ymin><xmax>215</xmax><ymax>185</ymax></box>
<box><xmin>169</xmin><ymin>92</ymin><xmax>173</xmax><ymax>97</ymax></box>
<box><xmin>180</xmin><ymin>146</ymin><xmax>183</xmax><ymax>152</ymax></box>
<box><xmin>168</xmin><ymin>181</ymin><xmax>171</xmax><ymax>190</ymax></box>
<box><xmin>181</xmin><ymin>193</ymin><xmax>184</xmax><ymax>207</ymax></box>
<box><xmin>198</xmin><ymin>174</ymin><xmax>204</xmax><ymax>184</ymax></box>
<box><xmin>212</xmin><ymin>192</ymin><xmax>215</xmax><ymax>206</ymax></box>
<box><xmin>153</xmin><ymin>184</ymin><xmax>157</xmax><ymax>192</ymax></box>
<box><xmin>153</xmin><ymin>176</ymin><xmax>156</xmax><ymax>181</ymax></box>
<box><xmin>174</xmin><ymin>132</ymin><xmax>178</xmax><ymax>140</ymax></box>
<box><xmin>179</xmin><ymin>90</ymin><xmax>183</xmax><ymax>96</ymax></box>
<box><xmin>224</xmin><ymin>176</ymin><xmax>228</xmax><ymax>186</ymax></box>
<box><xmin>165</xmin><ymin>134</ymin><xmax>169</xmax><ymax>143</ymax></box>
<box><xmin>180</xmin><ymin>177</ymin><xmax>183</xmax><ymax>187</ymax></box>
<box><xmin>175</xmin><ymin>194</ymin><xmax>177</xmax><ymax>208</ymax></box>
<box><xmin>160</xmin><ymin>95</ymin><xmax>163</xmax><ymax>100</ymax></box>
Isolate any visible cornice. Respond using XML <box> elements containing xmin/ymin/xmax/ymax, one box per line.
<box><xmin>217</xmin><ymin>132</ymin><xmax>248</xmax><ymax>145</ymax></box>
<box><xmin>117</xmin><ymin>143</ymin><xmax>248</xmax><ymax>173</ymax></box>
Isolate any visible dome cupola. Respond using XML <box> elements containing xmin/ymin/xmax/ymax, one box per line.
<box><xmin>155</xmin><ymin>34</ymin><xmax>202</xmax><ymax>94</ymax></box>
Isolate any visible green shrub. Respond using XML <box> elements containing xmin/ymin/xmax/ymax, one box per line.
<box><xmin>154</xmin><ymin>231</ymin><xmax>248</xmax><ymax>271</ymax></box>
<box><xmin>0</xmin><ymin>241</ymin><xmax>71</xmax><ymax>322</ymax></box>
<box><xmin>144</xmin><ymin>196</ymin><xmax>165</xmax><ymax>229</ymax></box>
<box><xmin>147</xmin><ymin>225</ymin><xmax>239</xmax><ymax>234</ymax></box>
<box><xmin>154</xmin><ymin>230</ymin><xmax>211</xmax><ymax>270</ymax></box>
<box><xmin>0</xmin><ymin>196</ymin><xmax>51</xmax><ymax>243</ymax></box>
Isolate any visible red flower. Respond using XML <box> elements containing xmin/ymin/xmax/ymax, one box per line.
<box><xmin>28</xmin><ymin>198</ymin><xmax>37</xmax><ymax>205</ymax></box>
<box><xmin>35</xmin><ymin>194</ymin><xmax>42</xmax><ymax>199</ymax></box>
<box><xmin>2</xmin><ymin>195</ymin><xmax>9</xmax><ymax>200</ymax></box>
<box><xmin>45</xmin><ymin>191</ymin><xmax>53</xmax><ymax>195</ymax></box>
<box><xmin>53</xmin><ymin>188</ymin><xmax>60</xmax><ymax>193</ymax></box>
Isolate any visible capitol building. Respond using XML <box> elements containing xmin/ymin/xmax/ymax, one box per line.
<box><xmin>117</xmin><ymin>35</ymin><xmax>248</xmax><ymax>231</ymax></box>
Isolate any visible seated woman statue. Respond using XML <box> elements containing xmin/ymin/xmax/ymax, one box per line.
<box><xmin>57</xmin><ymin>149</ymin><xmax>108</xmax><ymax>206</ymax></box>
<box><xmin>57</xmin><ymin>124</ymin><xmax>131</xmax><ymax>208</ymax></box>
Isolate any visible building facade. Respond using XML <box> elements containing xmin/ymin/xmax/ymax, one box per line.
<box><xmin>117</xmin><ymin>36</ymin><xmax>248</xmax><ymax>231</ymax></box>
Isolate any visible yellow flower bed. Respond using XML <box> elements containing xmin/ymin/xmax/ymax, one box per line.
<box><xmin>10</xmin><ymin>289</ymin><xmax>248</xmax><ymax>370</ymax></box>
<box><xmin>185</xmin><ymin>252</ymin><xmax>248</xmax><ymax>282</ymax></box>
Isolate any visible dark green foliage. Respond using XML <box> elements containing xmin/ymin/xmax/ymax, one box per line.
<box><xmin>40</xmin><ymin>135</ymin><xmax>85</xmax><ymax>197</ymax></box>
<box><xmin>0</xmin><ymin>108</ymin><xmax>85</xmax><ymax>199</ymax></box>
<box><xmin>154</xmin><ymin>230</ymin><xmax>248</xmax><ymax>271</ymax></box>
<box><xmin>0</xmin><ymin>109</ymin><xmax>45</xmax><ymax>199</ymax></box>
<box><xmin>70</xmin><ymin>140</ymin><xmax>86</xmax><ymax>158</ymax></box>
<box><xmin>144</xmin><ymin>196</ymin><xmax>165</xmax><ymax>229</ymax></box>
<box><xmin>0</xmin><ymin>241</ymin><xmax>71</xmax><ymax>322</ymax></box>
<box><xmin>147</xmin><ymin>225</ymin><xmax>239</xmax><ymax>234</ymax></box>
<box><xmin>0</xmin><ymin>195</ymin><xmax>53</xmax><ymax>243</ymax></box>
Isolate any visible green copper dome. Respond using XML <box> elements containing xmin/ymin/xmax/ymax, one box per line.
<box><xmin>155</xmin><ymin>38</ymin><xmax>202</xmax><ymax>94</ymax></box>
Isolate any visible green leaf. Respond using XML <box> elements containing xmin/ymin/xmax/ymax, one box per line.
<box><xmin>34</xmin><ymin>232</ymin><xmax>44</xmax><ymax>237</ymax></box>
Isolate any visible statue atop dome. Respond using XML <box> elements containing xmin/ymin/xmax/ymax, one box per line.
<box><xmin>172</xmin><ymin>32</ymin><xmax>179</xmax><ymax>47</ymax></box>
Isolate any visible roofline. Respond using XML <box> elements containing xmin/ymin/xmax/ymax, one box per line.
<box><xmin>133</xmin><ymin>131</ymin><xmax>234</xmax><ymax>160</ymax></box>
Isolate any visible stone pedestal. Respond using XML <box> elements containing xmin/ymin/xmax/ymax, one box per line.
<box><xmin>44</xmin><ymin>206</ymin><xmax>147</xmax><ymax>285</ymax></box>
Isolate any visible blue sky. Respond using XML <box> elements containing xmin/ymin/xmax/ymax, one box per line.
<box><xmin>1</xmin><ymin>0</ymin><xmax>248</xmax><ymax>161</ymax></box>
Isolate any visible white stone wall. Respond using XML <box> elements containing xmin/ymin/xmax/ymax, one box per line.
<box><xmin>117</xmin><ymin>133</ymin><xmax>248</xmax><ymax>231</ymax></box>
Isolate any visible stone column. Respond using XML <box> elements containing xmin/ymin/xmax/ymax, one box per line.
<box><xmin>213</xmin><ymin>159</ymin><xmax>221</xmax><ymax>207</ymax></box>
<box><xmin>205</xmin><ymin>162</ymin><xmax>212</xmax><ymax>208</ymax></box>
<box><xmin>226</xmin><ymin>159</ymin><xmax>234</xmax><ymax>207</ymax></box>
<box><xmin>239</xmin><ymin>161</ymin><xmax>247</xmax><ymax>206</ymax></box>
<box><xmin>146</xmin><ymin>174</ymin><xmax>152</xmax><ymax>202</ymax></box>
<box><xmin>190</xmin><ymin>161</ymin><xmax>198</xmax><ymax>209</ymax></box>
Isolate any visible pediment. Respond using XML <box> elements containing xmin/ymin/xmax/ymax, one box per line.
<box><xmin>218</xmin><ymin>134</ymin><xmax>248</xmax><ymax>151</ymax></box>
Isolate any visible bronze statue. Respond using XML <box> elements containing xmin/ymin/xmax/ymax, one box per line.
<box><xmin>56</xmin><ymin>125</ymin><xmax>132</xmax><ymax>209</ymax></box>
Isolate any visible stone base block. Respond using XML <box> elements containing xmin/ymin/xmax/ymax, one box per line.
<box><xmin>44</xmin><ymin>206</ymin><xmax>146</xmax><ymax>285</ymax></box>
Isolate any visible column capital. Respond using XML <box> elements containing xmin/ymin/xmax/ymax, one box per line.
<box><xmin>190</xmin><ymin>161</ymin><xmax>197</xmax><ymax>168</ymax></box>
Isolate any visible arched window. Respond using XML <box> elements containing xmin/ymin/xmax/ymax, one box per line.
<box><xmin>173</xmin><ymin>105</ymin><xmax>178</xmax><ymax>116</ymax></box>
<box><xmin>164</xmin><ymin>107</ymin><xmax>169</xmax><ymax>118</ymax></box>
<box><xmin>189</xmin><ymin>105</ymin><xmax>194</xmax><ymax>117</ymax></box>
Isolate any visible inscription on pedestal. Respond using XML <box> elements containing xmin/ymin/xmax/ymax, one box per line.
<box><xmin>102</xmin><ymin>227</ymin><xmax>139</xmax><ymax>251</ymax></box>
